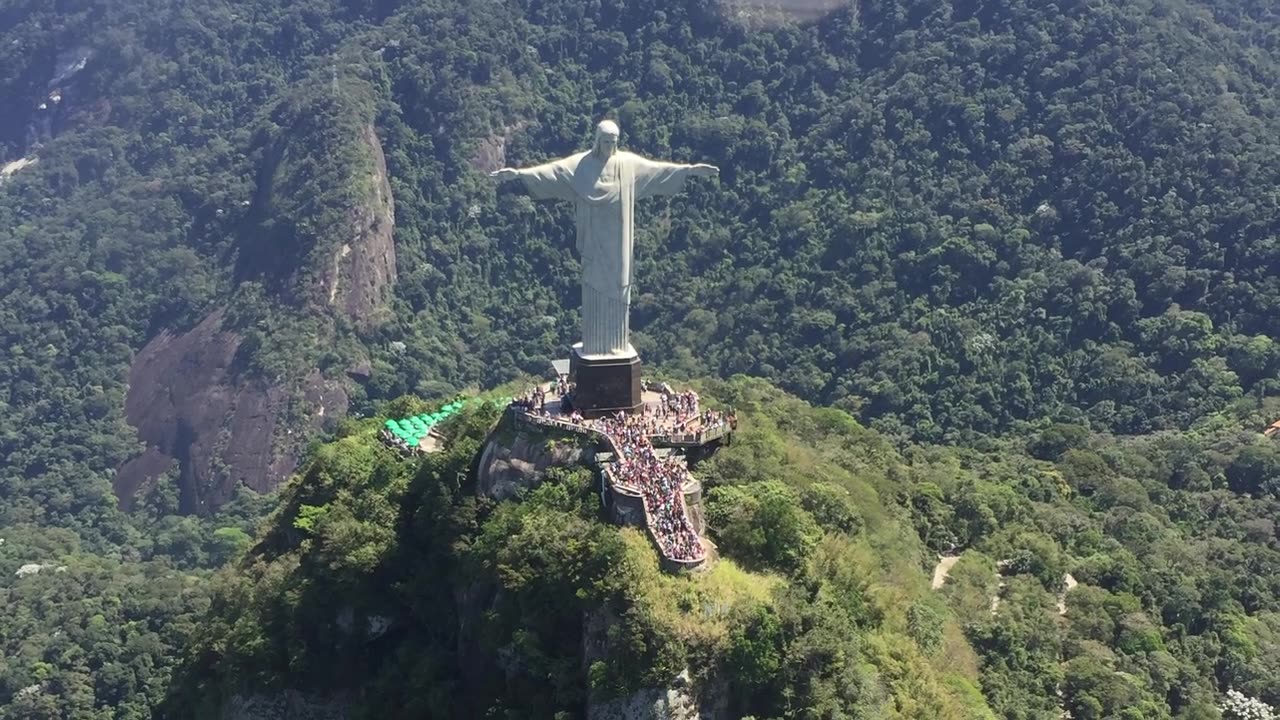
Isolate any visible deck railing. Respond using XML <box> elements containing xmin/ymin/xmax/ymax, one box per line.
<box><xmin>510</xmin><ymin>407</ymin><xmax>706</xmax><ymax>565</ymax></box>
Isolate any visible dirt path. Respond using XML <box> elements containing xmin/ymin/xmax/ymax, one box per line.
<box><xmin>922</xmin><ymin>556</ymin><xmax>1084</xmax><ymax>618</ymax></box>
<box><xmin>990</xmin><ymin>579</ymin><xmax>1006</xmax><ymax>615</ymax></box>
<box><xmin>417</xmin><ymin>432</ymin><xmax>444</xmax><ymax>454</ymax></box>
<box><xmin>1057</xmin><ymin>573</ymin><xmax>1078</xmax><ymax>615</ymax></box>
<box><xmin>931</xmin><ymin>555</ymin><xmax>960</xmax><ymax>590</ymax></box>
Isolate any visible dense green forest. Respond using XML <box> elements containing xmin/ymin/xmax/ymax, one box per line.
<box><xmin>167</xmin><ymin>380</ymin><xmax>1280</xmax><ymax>719</ymax></box>
<box><xmin>2</xmin><ymin>0</ymin><xmax>1280</xmax><ymax>716</ymax></box>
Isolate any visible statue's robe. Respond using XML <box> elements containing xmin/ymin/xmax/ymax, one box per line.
<box><xmin>517</xmin><ymin>150</ymin><xmax>695</xmax><ymax>357</ymax></box>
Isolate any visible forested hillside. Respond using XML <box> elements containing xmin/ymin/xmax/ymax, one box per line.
<box><xmin>166</xmin><ymin>380</ymin><xmax>1280</xmax><ymax>719</ymax></box>
<box><xmin>2</xmin><ymin>0</ymin><xmax>1280</xmax><ymax>716</ymax></box>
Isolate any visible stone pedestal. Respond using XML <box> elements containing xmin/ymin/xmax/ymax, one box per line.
<box><xmin>569</xmin><ymin>343</ymin><xmax>642</xmax><ymax>418</ymax></box>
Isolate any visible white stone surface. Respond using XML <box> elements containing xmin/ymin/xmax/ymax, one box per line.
<box><xmin>15</xmin><ymin>563</ymin><xmax>48</xmax><ymax>577</ymax></box>
<box><xmin>493</xmin><ymin>121</ymin><xmax>717</xmax><ymax>356</ymax></box>
<box><xmin>1057</xmin><ymin>572</ymin><xmax>1078</xmax><ymax>615</ymax></box>
<box><xmin>1</xmin><ymin>156</ymin><xmax>37</xmax><ymax>181</ymax></box>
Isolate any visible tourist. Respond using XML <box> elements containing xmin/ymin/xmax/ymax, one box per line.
<box><xmin>504</xmin><ymin>381</ymin><xmax>739</xmax><ymax>562</ymax></box>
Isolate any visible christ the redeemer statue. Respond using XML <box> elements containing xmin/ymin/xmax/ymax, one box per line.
<box><xmin>491</xmin><ymin>120</ymin><xmax>718</xmax><ymax>359</ymax></box>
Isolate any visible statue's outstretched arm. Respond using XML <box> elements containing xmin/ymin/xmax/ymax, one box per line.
<box><xmin>491</xmin><ymin>159</ymin><xmax>575</xmax><ymax>201</ymax></box>
<box><xmin>633</xmin><ymin>156</ymin><xmax>719</xmax><ymax>199</ymax></box>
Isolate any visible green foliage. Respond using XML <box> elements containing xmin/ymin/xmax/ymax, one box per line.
<box><xmin>210</xmin><ymin>527</ymin><xmax>252</xmax><ymax>564</ymax></box>
<box><xmin>799</xmin><ymin>482</ymin><xmax>863</xmax><ymax>536</ymax></box>
<box><xmin>907</xmin><ymin>601</ymin><xmax>946</xmax><ymax>655</ymax></box>
<box><xmin>3</xmin><ymin>0</ymin><xmax>1280</xmax><ymax>715</ymax></box>
<box><xmin>725</xmin><ymin>604</ymin><xmax>783</xmax><ymax>688</ymax></box>
<box><xmin>163</xmin><ymin>379</ymin><xmax>996</xmax><ymax>718</ymax></box>
<box><xmin>706</xmin><ymin>480</ymin><xmax>821</xmax><ymax>574</ymax></box>
<box><xmin>1226</xmin><ymin>444</ymin><xmax>1280</xmax><ymax>498</ymax></box>
<box><xmin>0</xmin><ymin>525</ymin><xmax>218</xmax><ymax>720</ymax></box>
<box><xmin>1028</xmin><ymin>423</ymin><xmax>1091</xmax><ymax>461</ymax></box>
<box><xmin>292</xmin><ymin>503</ymin><xmax>329</xmax><ymax>533</ymax></box>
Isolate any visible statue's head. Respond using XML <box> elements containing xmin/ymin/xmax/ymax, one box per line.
<box><xmin>593</xmin><ymin>119</ymin><xmax>620</xmax><ymax>158</ymax></box>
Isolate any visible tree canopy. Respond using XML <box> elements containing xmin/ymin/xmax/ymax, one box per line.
<box><xmin>3</xmin><ymin>0</ymin><xmax>1280</xmax><ymax>716</ymax></box>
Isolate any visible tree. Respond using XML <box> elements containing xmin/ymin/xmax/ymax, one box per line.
<box><xmin>1226</xmin><ymin>445</ymin><xmax>1280</xmax><ymax>498</ymax></box>
<box><xmin>707</xmin><ymin>481</ymin><xmax>821</xmax><ymax>574</ymax></box>
<box><xmin>1028</xmin><ymin>423</ymin><xmax>1091</xmax><ymax>461</ymax></box>
<box><xmin>799</xmin><ymin>482</ymin><xmax>862</xmax><ymax>536</ymax></box>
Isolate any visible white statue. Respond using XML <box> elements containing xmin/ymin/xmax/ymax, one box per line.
<box><xmin>491</xmin><ymin>120</ymin><xmax>718</xmax><ymax>357</ymax></box>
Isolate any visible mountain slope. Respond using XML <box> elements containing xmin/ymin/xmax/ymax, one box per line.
<box><xmin>163</xmin><ymin>381</ymin><xmax>994</xmax><ymax>719</ymax></box>
<box><xmin>165</xmin><ymin>380</ymin><xmax>1280</xmax><ymax>719</ymax></box>
<box><xmin>4</xmin><ymin>0</ymin><xmax>1279</xmax><ymax>519</ymax></box>
<box><xmin>3</xmin><ymin>0</ymin><xmax>1280</xmax><ymax>717</ymax></box>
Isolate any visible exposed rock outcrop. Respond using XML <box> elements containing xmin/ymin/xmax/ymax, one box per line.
<box><xmin>319</xmin><ymin>125</ymin><xmax>396</xmax><ymax>329</ymax></box>
<box><xmin>114</xmin><ymin>309</ymin><xmax>348</xmax><ymax>513</ymax></box>
<box><xmin>587</xmin><ymin>677</ymin><xmax>706</xmax><ymax>720</ymax></box>
<box><xmin>476</xmin><ymin>422</ymin><xmax>594</xmax><ymax>500</ymax></box>
<box><xmin>469</xmin><ymin>120</ymin><xmax>528</xmax><ymax>174</ymax></box>
<box><xmin>237</xmin><ymin>116</ymin><xmax>397</xmax><ymax>327</ymax></box>
<box><xmin>0</xmin><ymin>156</ymin><xmax>37</xmax><ymax>183</ymax></box>
<box><xmin>115</xmin><ymin>109</ymin><xmax>396</xmax><ymax>513</ymax></box>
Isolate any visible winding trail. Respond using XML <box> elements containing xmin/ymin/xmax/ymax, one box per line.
<box><xmin>930</xmin><ymin>555</ymin><xmax>960</xmax><ymax>590</ymax></box>
<box><xmin>931</xmin><ymin>557</ymin><xmax>1078</xmax><ymax>618</ymax></box>
<box><xmin>1057</xmin><ymin>573</ymin><xmax>1078</xmax><ymax>615</ymax></box>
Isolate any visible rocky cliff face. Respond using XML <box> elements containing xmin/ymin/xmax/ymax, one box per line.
<box><xmin>316</xmin><ymin>124</ymin><xmax>396</xmax><ymax>329</ymax></box>
<box><xmin>113</xmin><ymin>309</ymin><xmax>348</xmax><ymax>513</ymax></box>
<box><xmin>586</xmin><ymin>675</ymin><xmax>722</xmax><ymax>720</ymax></box>
<box><xmin>583</xmin><ymin>609</ymin><xmax>727</xmax><ymax>720</ymax></box>
<box><xmin>475</xmin><ymin>420</ymin><xmax>595</xmax><ymax>500</ymax></box>
<box><xmin>114</xmin><ymin>121</ymin><xmax>396</xmax><ymax>512</ymax></box>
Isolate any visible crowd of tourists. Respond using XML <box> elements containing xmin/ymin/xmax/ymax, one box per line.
<box><xmin>695</xmin><ymin>408</ymin><xmax>736</xmax><ymax>433</ymax></box>
<box><xmin>587</xmin><ymin>410</ymin><xmax>704</xmax><ymax>562</ymax></box>
<box><xmin>512</xmin><ymin>385</ymin><xmax>550</xmax><ymax>413</ymax></box>
<box><xmin>656</xmin><ymin>389</ymin><xmax>700</xmax><ymax>425</ymax></box>
<box><xmin>650</xmin><ymin>390</ymin><xmax>737</xmax><ymax>437</ymax></box>
<box><xmin>507</xmin><ymin>385</ymin><xmax>706</xmax><ymax>562</ymax></box>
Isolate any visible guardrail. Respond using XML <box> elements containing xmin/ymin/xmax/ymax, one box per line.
<box><xmin>509</xmin><ymin>407</ymin><xmax>706</xmax><ymax>566</ymax></box>
<box><xmin>649</xmin><ymin>421</ymin><xmax>732</xmax><ymax>447</ymax></box>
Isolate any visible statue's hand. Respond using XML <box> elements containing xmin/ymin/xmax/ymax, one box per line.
<box><xmin>490</xmin><ymin>168</ymin><xmax>520</xmax><ymax>182</ymax></box>
<box><xmin>689</xmin><ymin>163</ymin><xmax>719</xmax><ymax>178</ymax></box>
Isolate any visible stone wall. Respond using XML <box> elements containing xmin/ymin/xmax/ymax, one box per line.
<box><xmin>605</xmin><ymin>487</ymin><xmax>647</xmax><ymax>528</ymax></box>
